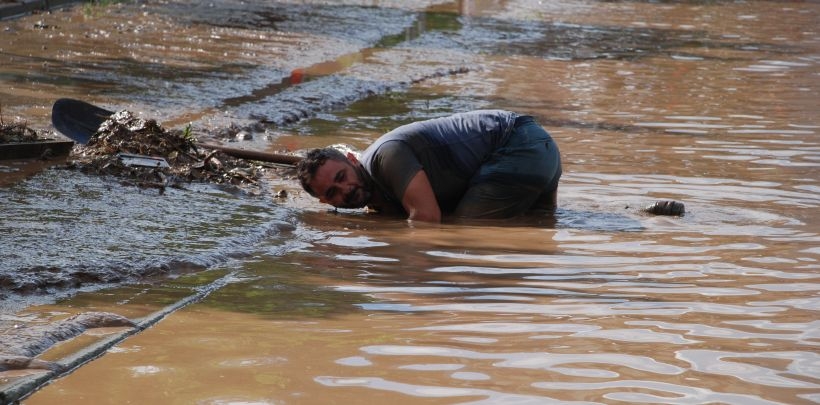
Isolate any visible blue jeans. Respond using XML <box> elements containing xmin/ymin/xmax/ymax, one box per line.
<box><xmin>454</xmin><ymin>117</ymin><xmax>562</xmax><ymax>218</ymax></box>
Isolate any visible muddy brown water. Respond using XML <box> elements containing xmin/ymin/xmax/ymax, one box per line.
<box><xmin>1</xmin><ymin>0</ymin><xmax>819</xmax><ymax>404</ymax></box>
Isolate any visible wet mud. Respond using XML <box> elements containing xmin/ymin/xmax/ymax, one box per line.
<box><xmin>1</xmin><ymin>169</ymin><xmax>295</xmax><ymax>298</ymax></box>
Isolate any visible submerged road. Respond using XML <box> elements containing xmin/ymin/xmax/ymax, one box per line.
<box><xmin>2</xmin><ymin>0</ymin><xmax>818</xmax><ymax>403</ymax></box>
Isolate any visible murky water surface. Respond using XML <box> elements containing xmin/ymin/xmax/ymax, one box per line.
<box><xmin>2</xmin><ymin>0</ymin><xmax>819</xmax><ymax>404</ymax></box>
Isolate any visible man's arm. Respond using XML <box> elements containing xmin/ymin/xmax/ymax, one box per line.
<box><xmin>401</xmin><ymin>170</ymin><xmax>441</xmax><ymax>223</ymax></box>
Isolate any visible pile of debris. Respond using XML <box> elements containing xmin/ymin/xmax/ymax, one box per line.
<box><xmin>0</xmin><ymin>115</ymin><xmax>40</xmax><ymax>144</ymax></box>
<box><xmin>67</xmin><ymin>110</ymin><xmax>264</xmax><ymax>192</ymax></box>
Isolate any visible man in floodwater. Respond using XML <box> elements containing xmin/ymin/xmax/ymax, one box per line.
<box><xmin>296</xmin><ymin>110</ymin><xmax>562</xmax><ymax>223</ymax></box>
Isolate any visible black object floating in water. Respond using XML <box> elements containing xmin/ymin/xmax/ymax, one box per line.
<box><xmin>644</xmin><ymin>200</ymin><xmax>686</xmax><ymax>216</ymax></box>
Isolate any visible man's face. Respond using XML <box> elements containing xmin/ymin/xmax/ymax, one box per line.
<box><xmin>309</xmin><ymin>157</ymin><xmax>372</xmax><ymax>209</ymax></box>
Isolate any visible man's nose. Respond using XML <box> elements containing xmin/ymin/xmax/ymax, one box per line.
<box><xmin>318</xmin><ymin>189</ymin><xmax>343</xmax><ymax>205</ymax></box>
<box><xmin>318</xmin><ymin>190</ymin><xmax>333</xmax><ymax>204</ymax></box>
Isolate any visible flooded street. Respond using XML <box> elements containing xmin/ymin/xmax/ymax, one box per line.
<box><xmin>2</xmin><ymin>0</ymin><xmax>819</xmax><ymax>404</ymax></box>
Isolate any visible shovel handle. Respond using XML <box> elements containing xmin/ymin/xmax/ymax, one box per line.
<box><xmin>198</xmin><ymin>143</ymin><xmax>302</xmax><ymax>165</ymax></box>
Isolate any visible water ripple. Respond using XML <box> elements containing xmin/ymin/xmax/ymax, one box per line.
<box><xmin>627</xmin><ymin>320</ymin><xmax>819</xmax><ymax>346</ymax></box>
<box><xmin>316</xmin><ymin>376</ymin><xmax>599</xmax><ymax>404</ymax></box>
<box><xmin>360</xmin><ymin>345</ymin><xmax>685</xmax><ymax>375</ymax></box>
<box><xmin>357</xmin><ymin>301</ymin><xmax>788</xmax><ymax>317</ymax></box>
<box><xmin>676</xmin><ymin>350</ymin><xmax>820</xmax><ymax>389</ymax></box>
<box><xmin>532</xmin><ymin>380</ymin><xmax>783</xmax><ymax>405</ymax></box>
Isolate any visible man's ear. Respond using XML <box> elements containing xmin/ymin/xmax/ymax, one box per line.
<box><xmin>346</xmin><ymin>152</ymin><xmax>359</xmax><ymax>164</ymax></box>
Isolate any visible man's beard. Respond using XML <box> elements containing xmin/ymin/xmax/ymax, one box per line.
<box><xmin>337</xmin><ymin>164</ymin><xmax>373</xmax><ymax>209</ymax></box>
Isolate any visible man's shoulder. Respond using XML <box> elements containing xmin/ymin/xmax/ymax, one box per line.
<box><xmin>364</xmin><ymin>138</ymin><xmax>406</xmax><ymax>157</ymax></box>
<box><xmin>361</xmin><ymin>138</ymin><xmax>413</xmax><ymax>169</ymax></box>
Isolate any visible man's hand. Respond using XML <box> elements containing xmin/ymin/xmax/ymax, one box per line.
<box><xmin>402</xmin><ymin>170</ymin><xmax>441</xmax><ymax>223</ymax></box>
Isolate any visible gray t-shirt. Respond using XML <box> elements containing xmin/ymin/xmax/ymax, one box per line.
<box><xmin>360</xmin><ymin>110</ymin><xmax>519</xmax><ymax>212</ymax></box>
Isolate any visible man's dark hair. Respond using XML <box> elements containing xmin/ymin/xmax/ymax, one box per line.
<box><xmin>296</xmin><ymin>147</ymin><xmax>349</xmax><ymax>197</ymax></box>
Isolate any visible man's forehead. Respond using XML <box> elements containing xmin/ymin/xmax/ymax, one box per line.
<box><xmin>313</xmin><ymin>159</ymin><xmax>346</xmax><ymax>183</ymax></box>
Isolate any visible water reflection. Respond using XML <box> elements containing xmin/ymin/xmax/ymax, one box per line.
<box><xmin>316</xmin><ymin>376</ymin><xmax>591</xmax><ymax>404</ymax></box>
<box><xmin>531</xmin><ymin>380</ymin><xmax>785</xmax><ymax>405</ymax></box>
